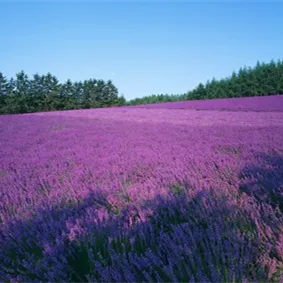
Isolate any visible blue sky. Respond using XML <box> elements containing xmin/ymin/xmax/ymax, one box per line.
<box><xmin>0</xmin><ymin>2</ymin><xmax>282</xmax><ymax>100</ymax></box>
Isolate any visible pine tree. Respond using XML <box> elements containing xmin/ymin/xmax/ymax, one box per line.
<box><xmin>0</xmin><ymin>72</ymin><xmax>8</xmax><ymax>113</ymax></box>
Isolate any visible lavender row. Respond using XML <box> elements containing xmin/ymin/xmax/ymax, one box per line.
<box><xmin>128</xmin><ymin>94</ymin><xmax>283</xmax><ymax>112</ymax></box>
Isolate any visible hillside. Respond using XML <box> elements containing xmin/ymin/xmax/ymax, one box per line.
<box><xmin>129</xmin><ymin>94</ymin><xmax>283</xmax><ymax>111</ymax></box>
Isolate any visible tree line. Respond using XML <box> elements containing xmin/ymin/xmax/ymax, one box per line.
<box><xmin>1</xmin><ymin>59</ymin><xmax>283</xmax><ymax>114</ymax></box>
<box><xmin>0</xmin><ymin>71</ymin><xmax>126</xmax><ymax>114</ymax></box>
<box><xmin>128</xmin><ymin>59</ymin><xmax>283</xmax><ymax>105</ymax></box>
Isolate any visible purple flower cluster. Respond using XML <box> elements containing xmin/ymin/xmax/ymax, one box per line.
<box><xmin>0</xmin><ymin>96</ymin><xmax>283</xmax><ymax>281</ymax></box>
<box><xmin>129</xmin><ymin>94</ymin><xmax>283</xmax><ymax>112</ymax></box>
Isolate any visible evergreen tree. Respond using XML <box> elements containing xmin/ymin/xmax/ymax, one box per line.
<box><xmin>42</xmin><ymin>73</ymin><xmax>60</xmax><ymax>111</ymax></box>
<box><xmin>128</xmin><ymin>59</ymin><xmax>283</xmax><ymax>105</ymax></box>
<box><xmin>0</xmin><ymin>71</ymin><xmax>124</xmax><ymax>114</ymax></box>
<box><xmin>0</xmin><ymin>73</ymin><xmax>8</xmax><ymax>113</ymax></box>
<box><xmin>104</xmin><ymin>80</ymin><xmax>119</xmax><ymax>106</ymax></box>
<box><xmin>14</xmin><ymin>71</ymin><xmax>31</xmax><ymax>113</ymax></box>
<box><xmin>60</xmin><ymin>79</ymin><xmax>76</xmax><ymax>110</ymax></box>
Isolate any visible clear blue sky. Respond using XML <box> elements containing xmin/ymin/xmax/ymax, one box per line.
<box><xmin>0</xmin><ymin>2</ymin><xmax>282</xmax><ymax>100</ymax></box>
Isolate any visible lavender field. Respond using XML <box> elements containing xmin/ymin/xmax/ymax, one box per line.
<box><xmin>131</xmin><ymin>94</ymin><xmax>283</xmax><ymax>111</ymax></box>
<box><xmin>0</xmin><ymin>96</ymin><xmax>283</xmax><ymax>281</ymax></box>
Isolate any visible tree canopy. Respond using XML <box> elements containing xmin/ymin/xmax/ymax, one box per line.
<box><xmin>0</xmin><ymin>72</ymin><xmax>125</xmax><ymax>114</ymax></box>
<box><xmin>128</xmin><ymin>59</ymin><xmax>283</xmax><ymax>105</ymax></box>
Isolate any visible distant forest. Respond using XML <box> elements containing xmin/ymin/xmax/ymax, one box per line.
<box><xmin>0</xmin><ymin>72</ymin><xmax>126</xmax><ymax>114</ymax></box>
<box><xmin>1</xmin><ymin>59</ymin><xmax>283</xmax><ymax>114</ymax></box>
<box><xmin>128</xmin><ymin>59</ymin><xmax>283</xmax><ymax>105</ymax></box>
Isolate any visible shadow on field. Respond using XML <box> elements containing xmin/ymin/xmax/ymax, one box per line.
<box><xmin>239</xmin><ymin>151</ymin><xmax>283</xmax><ymax>212</ymax></box>
<box><xmin>1</xmin><ymin>188</ymin><xmax>281</xmax><ymax>282</ymax></box>
<box><xmin>1</xmin><ymin>156</ymin><xmax>283</xmax><ymax>282</ymax></box>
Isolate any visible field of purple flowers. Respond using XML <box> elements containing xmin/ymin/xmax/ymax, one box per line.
<box><xmin>0</xmin><ymin>97</ymin><xmax>283</xmax><ymax>281</ymax></box>
<box><xmin>131</xmin><ymin>94</ymin><xmax>283</xmax><ymax>111</ymax></box>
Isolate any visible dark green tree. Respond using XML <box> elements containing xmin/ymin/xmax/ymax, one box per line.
<box><xmin>0</xmin><ymin>72</ymin><xmax>9</xmax><ymax>113</ymax></box>
<box><xmin>128</xmin><ymin>58</ymin><xmax>283</xmax><ymax>105</ymax></box>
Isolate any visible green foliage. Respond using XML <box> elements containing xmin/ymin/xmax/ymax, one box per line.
<box><xmin>2</xmin><ymin>59</ymin><xmax>283</xmax><ymax>112</ymax></box>
<box><xmin>127</xmin><ymin>93</ymin><xmax>187</xmax><ymax>106</ymax></box>
<box><xmin>127</xmin><ymin>59</ymin><xmax>283</xmax><ymax>105</ymax></box>
<box><xmin>168</xmin><ymin>183</ymin><xmax>186</xmax><ymax>196</ymax></box>
<box><xmin>0</xmin><ymin>71</ymin><xmax>124</xmax><ymax>114</ymax></box>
